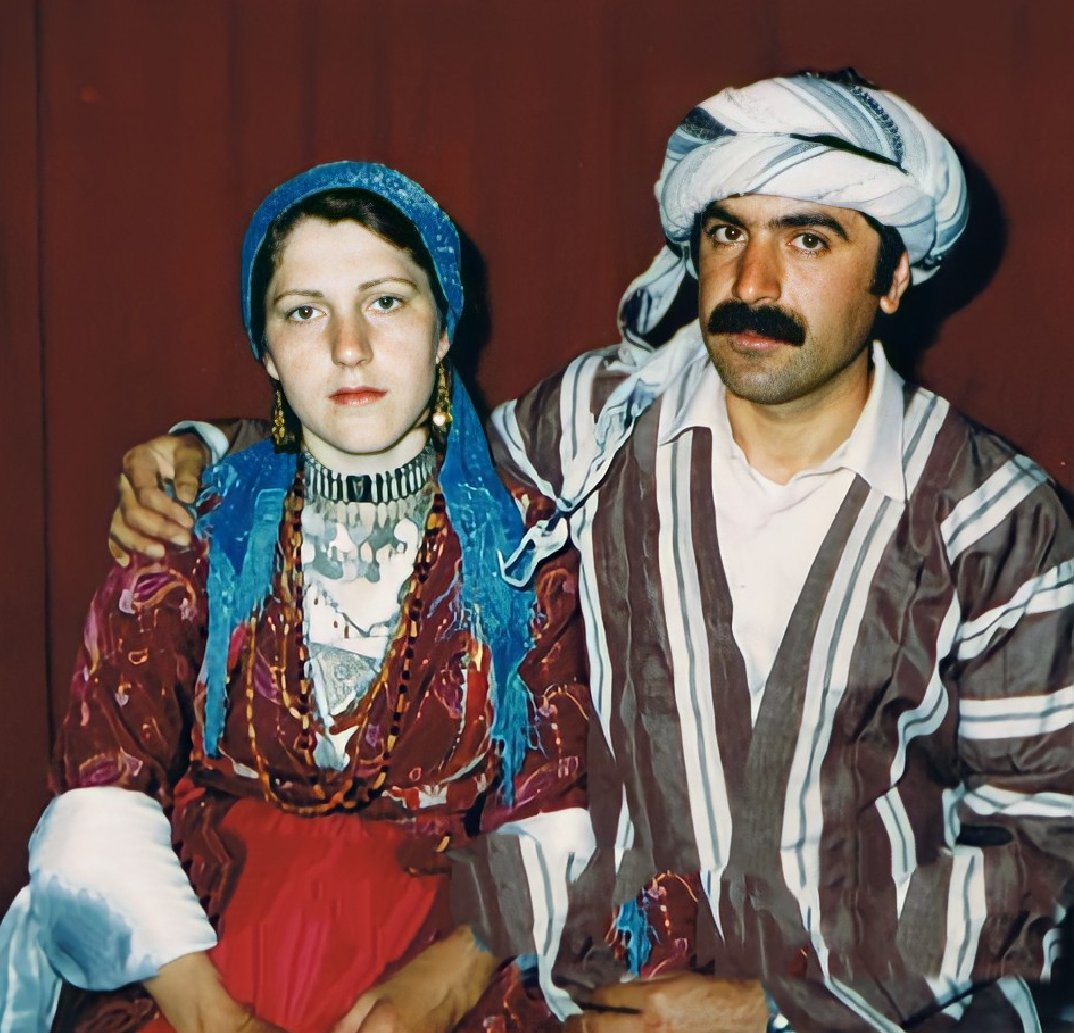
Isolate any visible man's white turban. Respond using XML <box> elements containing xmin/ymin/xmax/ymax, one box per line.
<box><xmin>619</xmin><ymin>74</ymin><xmax>969</xmax><ymax>342</ymax></box>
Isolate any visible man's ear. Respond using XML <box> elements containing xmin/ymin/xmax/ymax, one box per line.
<box><xmin>879</xmin><ymin>252</ymin><xmax>911</xmax><ymax>316</ymax></box>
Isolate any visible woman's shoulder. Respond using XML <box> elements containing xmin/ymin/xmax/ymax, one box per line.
<box><xmin>196</xmin><ymin>440</ymin><xmax>297</xmax><ymax>543</ymax></box>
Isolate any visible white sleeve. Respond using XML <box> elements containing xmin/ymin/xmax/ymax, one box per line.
<box><xmin>170</xmin><ymin>419</ymin><xmax>229</xmax><ymax>465</ymax></box>
<box><xmin>0</xmin><ymin>887</ymin><xmax>63</xmax><ymax>1033</ymax></box>
<box><xmin>465</xmin><ymin>808</ymin><xmax>595</xmax><ymax>1020</ymax></box>
<box><xmin>26</xmin><ymin>787</ymin><xmax>216</xmax><ymax>989</ymax></box>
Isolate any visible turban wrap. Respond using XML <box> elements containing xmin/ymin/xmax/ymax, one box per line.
<box><xmin>620</xmin><ymin>74</ymin><xmax>969</xmax><ymax>342</ymax></box>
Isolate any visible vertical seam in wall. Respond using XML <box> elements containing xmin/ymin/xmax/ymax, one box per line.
<box><xmin>35</xmin><ymin>0</ymin><xmax>56</xmax><ymax>749</ymax></box>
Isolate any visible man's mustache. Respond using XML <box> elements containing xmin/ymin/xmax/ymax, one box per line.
<box><xmin>705</xmin><ymin>300</ymin><xmax>807</xmax><ymax>346</ymax></box>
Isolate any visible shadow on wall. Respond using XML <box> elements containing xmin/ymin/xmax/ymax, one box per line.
<box><xmin>450</xmin><ymin>226</ymin><xmax>494</xmax><ymax>419</ymax></box>
<box><xmin>882</xmin><ymin>146</ymin><xmax>1007</xmax><ymax>380</ymax></box>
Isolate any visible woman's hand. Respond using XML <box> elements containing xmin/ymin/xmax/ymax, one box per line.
<box><xmin>233</xmin><ymin>1015</ymin><xmax>290</xmax><ymax>1033</ymax></box>
<box><xmin>109</xmin><ymin>432</ymin><xmax>208</xmax><ymax>564</ymax></box>
<box><xmin>329</xmin><ymin>926</ymin><xmax>497</xmax><ymax>1033</ymax></box>
<box><xmin>144</xmin><ymin>950</ymin><xmax>290</xmax><ymax>1033</ymax></box>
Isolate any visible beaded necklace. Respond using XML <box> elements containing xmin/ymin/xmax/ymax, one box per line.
<box><xmin>241</xmin><ymin>467</ymin><xmax>449</xmax><ymax>817</ymax></box>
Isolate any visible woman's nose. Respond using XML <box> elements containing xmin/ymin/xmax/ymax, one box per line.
<box><xmin>331</xmin><ymin>319</ymin><xmax>373</xmax><ymax>366</ymax></box>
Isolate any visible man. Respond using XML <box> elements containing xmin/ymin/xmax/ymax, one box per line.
<box><xmin>112</xmin><ymin>72</ymin><xmax>1072</xmax><ymax>1031</ymax></box>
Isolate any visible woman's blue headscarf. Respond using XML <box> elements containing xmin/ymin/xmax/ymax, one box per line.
<box><xmin>198</xmin><ymin>162</ymin><xmax>535</xmax><ymax>799</ymax></box>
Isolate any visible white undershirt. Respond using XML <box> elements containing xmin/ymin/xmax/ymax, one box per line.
<box><xmin>664</xmin><ymin>343</ymin><xmax>907</xmax><ymax>723</ymax></box>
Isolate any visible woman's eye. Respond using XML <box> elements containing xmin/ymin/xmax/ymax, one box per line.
<box><xmin>287</xmin><ymin>305</ymin><xmax>320</xmax><ymax>322</ymax></box>
<box><xmin>371</xmin><ymin>295</ymin><xmax>402</xmax><ymax>313</ymax></box>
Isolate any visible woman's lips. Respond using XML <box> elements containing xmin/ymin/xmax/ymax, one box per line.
<box><xmin>330</xmin><ymin>387</ymin><xmax>386</xmax><ymax>405</ymax></box>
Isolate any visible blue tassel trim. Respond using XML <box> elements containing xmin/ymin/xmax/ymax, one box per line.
<box><xmin>614</xmin><ymin>898</ymin><xmax>654</xmax><ymax>975</ymax></box>
<box><xmin>196</xmin><ymin>442</ymin><xmax>297</xmax><ymax>756</ymax></box>
<box><xmin>440</xmin><ymin>376</ymin><xmax>537</xmax><ymax>803</ymax></box>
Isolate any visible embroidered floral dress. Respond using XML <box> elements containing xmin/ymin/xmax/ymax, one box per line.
<box><xmin>49</xmin><ymin>448</ymin><xmax>590</xmax><ymax>1033</ymax></box>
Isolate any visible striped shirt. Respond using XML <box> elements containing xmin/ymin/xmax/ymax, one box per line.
<box><xmin>486</xmin><ymin>322</ymin><xmax>1074</xmax><ymax>1032</ymax></box>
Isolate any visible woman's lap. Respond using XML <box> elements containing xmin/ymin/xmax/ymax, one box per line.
<box><xmin>207</xmin><ymin>799</ymin><xmax>449</xmax><ymax>1033</ymax></box>
<box><xmin>127</xmin><ymin>800</ymin><xmax>450</xmax><ymax>1033</ymax></box>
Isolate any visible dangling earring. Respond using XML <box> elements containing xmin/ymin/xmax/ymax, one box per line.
<box><xmin>271</xmin><ymin>382</ymin><xmax>295</xmax><ymax>449</ymax></box>
<box><xmin>431</xmin><ymin>361</ymin><xmax>452</xmax><ymax>439</ymax></box>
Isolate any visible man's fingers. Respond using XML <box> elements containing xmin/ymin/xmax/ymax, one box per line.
<box><xmin>128</xmin><ymin>479</ymin><xmax>194</xmax><ymax>533</ymax></box>
<box><xmin>128</xmin><ymin>491</ymin><xmax>194</xmax><ymax>542</ymax></box>
<box><xmin>173</xmin><ymin>471</ymin><xmax>202</xmax><ymax>507</ymax></box>
<box><xmin>113</xmin><ymin>498</ymin><xmax>185</xmax><ymax>550</ymax></box>
<box><xmin>564</xmin><ymin>1012</ymin><xmax>643</xmax><ymax>1033</ymax></box>
<box><xmin>123</xmin><ymin>439</ymin><xmax>175</xmax><ymax>490</ymax></box>
<box><xmin>121</xmin><ymin>435</ymin><xmax>200</xmax><ymax>528</ymax></box>
<box><xmin>172</xmin><ymin>436</ymin><xmax>210</xmax><ymax>505</ymax></box>
<box><xmin>117</xmin><ymin>476</ymin><xmax>194</xmax><ymax>545</ymax></box>
<box><xmin>109</xmin><ymin>509</ymin><xmax>165</xmax><ymax>561</ymax></box>
<box><xmin>585</xmin><ymin>981</ymin><xmax>652</xmax><ymax>1011</ymax></box>
<box><xmin>587</xmin><ymin>975</ymin><xmax>769</xmax><ymax>1033</ymax></box>
<box><xmin>111</xmin><ymin>433</ymin><xmax>209</xmax><ymax>561</ymax></box>
<box><xmin>108</xmin><ymin>536</ymin><xmax>132</xmax><ymax>567</ymax></box>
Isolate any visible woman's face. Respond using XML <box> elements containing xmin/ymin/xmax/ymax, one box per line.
<box><xmin>262</xmin><ymin>216</ymin><xmax>449</xmax><ymax>475</ymax></box>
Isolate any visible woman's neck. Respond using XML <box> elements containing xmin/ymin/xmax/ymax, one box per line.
<box><xmin>303</xmin><ymin>426</ymin><xmax>432</xmax><ymax>479</ymax></box>
<box><xmin>303</xmin><ymin>438</ymin><xmax>437</xmax><ymax>507</ymax></box>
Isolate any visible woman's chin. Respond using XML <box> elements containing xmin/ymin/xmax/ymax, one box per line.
<box><xmin>303</xmin><ymin>429</ymin><xmax>431</xmax><ymax>475</ymax></box>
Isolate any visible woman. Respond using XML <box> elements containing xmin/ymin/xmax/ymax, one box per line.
<box><xmin>0</xmin><ymin>162</ymin><xmax>590</xmax><ymax>1033</ymax></box>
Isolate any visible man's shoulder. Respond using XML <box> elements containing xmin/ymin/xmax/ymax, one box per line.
<box><xmin>498</xmin><ymin>343</ymin><xmax>648</xmax><ymax>427</ymax></box>
<box><xmin>903</xmin><ymin>382</ymin><xmax>1071</xmax><ymax>552</ymax></box>
<box><xmin>905</xmin><ymin>383</ymin><xmax>1053</xmax><ymax>492</ymax></box>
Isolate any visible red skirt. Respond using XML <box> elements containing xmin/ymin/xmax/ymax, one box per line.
<box><xmin>143</xmin><ymin>798</ymin><xmax>450</xmax><ymax>1033</ymax></box>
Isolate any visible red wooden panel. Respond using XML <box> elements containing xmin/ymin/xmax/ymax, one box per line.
<box><xmin>7</xmin><ymin>0</ymin><xmax>1071</xmax><ymax>911</ymax></box>
<box><xmin>0</xmin><ymin>0</ymin><xmax>51</xmax><ymax>909</ymax></box>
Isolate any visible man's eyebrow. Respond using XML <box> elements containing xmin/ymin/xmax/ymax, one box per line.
<box><xmin>773</xmin><ymin>211</ymin><xmax>850</xmax><ymax>241</ymax></box>
<box><xmin>701</xmin><ymin>202</ymin><xmax>745</xmax><ymax>229</ymax></box>
<box><xmin>701</xmin><ymin>203</ymin><xmax>850</xmax><ymax>242</ymax></box>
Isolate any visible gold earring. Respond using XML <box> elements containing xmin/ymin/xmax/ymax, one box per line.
<box><xmin>431</xmin><ymin>362</ymin><xmax>452</xmax><ymax>438</ymax></box>
<box><xmin>271</xmin><ymin>383</ymin><xmax>294</xmax><ymax>448</ymax></box>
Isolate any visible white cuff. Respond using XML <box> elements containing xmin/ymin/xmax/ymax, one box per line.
<box><xmin>170</xmin><ymin>420</ymin><xmax>229</xmax><ymax>465</ymax></box>
<box><xmin>493</xmin><ymin>807</ymin><xmax>595</xmax><ymax>1019</ymax></box>
<box><xmin>0</xmin><ymin>887</ymin><xmax>63</xmax><ymax>1033</ymax></box>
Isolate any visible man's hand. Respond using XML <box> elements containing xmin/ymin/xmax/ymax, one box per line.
<box><xmin>329</xmin><ymin>926</ymin><xmax>497</xmax><ymax>1033</ymax></box>
<box><xmin>109</xmin><ymin>433</ymin><xmax>209</xmax><ymax>565</ymax></box>
<box><xmin>563</xmin><ymin>974</ymin><xmax>768</xmax><ymax>1033</ymax></box>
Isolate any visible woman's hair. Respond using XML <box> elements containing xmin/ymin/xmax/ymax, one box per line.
<box><xmin>248</xmin><ymin>187</ymin><xmax>449</xmax><ymax>349</ymax></box>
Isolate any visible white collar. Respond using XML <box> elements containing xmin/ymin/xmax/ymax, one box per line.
<box><xmin>660</xmin><ymin>339</ymin><xmax>908</xmax><ymax>502</ymax></box>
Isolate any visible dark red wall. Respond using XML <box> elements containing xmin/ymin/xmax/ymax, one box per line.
<box><xmin>3</xmin><ymin>0</ymin><xmax>1072</xmax><ymax>907</ymax></box>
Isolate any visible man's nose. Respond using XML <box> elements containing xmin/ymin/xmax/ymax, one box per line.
<box><xmin>731</xmin><ymin>240</ymin><xmax>782</xmax><ymax>305</ymax></box>
<box><xmin>331</xmin><ymin>318</ymin><xmax>373</xmax><ymax>366</ymax></box>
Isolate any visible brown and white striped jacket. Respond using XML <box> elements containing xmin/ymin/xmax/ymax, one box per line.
<box><xmin>478</xmin><ymin>323</ymin><xmax>1074</xmax><ymax>1032</ymax></box>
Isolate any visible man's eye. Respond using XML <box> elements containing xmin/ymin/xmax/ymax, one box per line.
<box><xmin>707</xmin><ymin>225</ymin><xmax>742</xmax><ymax>244</ymax></box>
<box><xmin>794</xmin><ymin>232</ymin><xmax>826</xmax><ymax>251</ymax></box>
<box><xmin>287</xmin><ymin>305</ymin><xmax>320</xmax><ymax>322</ymax></box>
